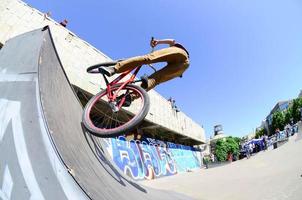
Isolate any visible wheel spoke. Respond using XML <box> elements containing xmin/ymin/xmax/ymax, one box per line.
<box><xmin>84</xmin><ymin>84</ymin><xmax>148</xmax><ymax>136</ymax></box>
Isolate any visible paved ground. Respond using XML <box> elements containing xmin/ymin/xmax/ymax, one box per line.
<box><xmin>141</xmin><ymin>123</ymin><xmax>302</xmax><ymax>200</ymax></box>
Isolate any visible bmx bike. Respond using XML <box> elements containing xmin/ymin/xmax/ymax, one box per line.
<box><xmin>82</xmin><ymin>60</ymin><xmax>154</xmax><ymax>137</ymax></box>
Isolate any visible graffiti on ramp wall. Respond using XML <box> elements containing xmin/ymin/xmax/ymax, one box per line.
<box><xmin>102</xmin><ymin>136</ymin><xmax>201</xmax><ymax>180</ymax></box>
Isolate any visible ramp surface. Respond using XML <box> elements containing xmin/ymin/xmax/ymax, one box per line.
<box><xmin>0</xmin><ymin>27</ymin><xmax>192</xmax><ymax>200</ymax></box>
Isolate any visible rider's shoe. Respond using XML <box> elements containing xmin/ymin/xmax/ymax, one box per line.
<box><xmin>140</xmin><ymin>75</ymin><xmax>149</xmax><ymax>90</ymax></box>
<box><xmin>98</xmin><ymin>66</ymin><xmax>116</xmax><ymax>77</ymax></box>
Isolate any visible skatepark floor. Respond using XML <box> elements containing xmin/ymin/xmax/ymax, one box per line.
<box><xmin>141</xmin><ymin>124</ymin><xmax>302</xmax><ymax>200</ymax></box>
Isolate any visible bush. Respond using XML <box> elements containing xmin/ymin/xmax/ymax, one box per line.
<box><xmin>272</xmin><ymin>111</ymin><xmax>285</xmax><ymax>132</ymax></box>
<box><xmin>284</xmin><ymin>107</ymin><xmax>293</xmax><ymax>125</ymax></box>
<box><xmin>214</xmin><ymin>137</ymin><xmax>240</xmax><ymax>161</ymax></box>
<box><xmin>255</xmin><ymin>128</ymin><xmax>266</xmax><ymax>139</ymax></box>
<box><xmin>215</xmin><ymin>139</ymin><xmax>228</xmax><ymax>161</ymax></box>
<box><xmin>292</xmin><ymin>98</ymin><xmax>302</xmax><ymax>123</ymax></box>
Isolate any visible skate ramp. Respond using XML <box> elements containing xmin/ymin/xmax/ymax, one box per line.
<box><xmin>0</xmin><ymin>27</ymin><xmax>192</xmax><ymax>200</ymax></box>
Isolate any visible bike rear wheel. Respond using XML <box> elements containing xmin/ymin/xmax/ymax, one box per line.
<box><xmin>82</xmin><ymin>84</ymin><xmax>150</xmax><ymax>137</ymax></box>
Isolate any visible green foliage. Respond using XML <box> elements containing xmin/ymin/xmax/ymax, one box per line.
<box><xmin>267</xmin><ymin>97</ymin><xmax>302</xmax><ymax>135</ymax></box>
<box><xmin>255</xmin><ymin>128</ymin><xmax>266</xmax><ymax>139</ymax></box>
<box><xmin>215</xmin><ymin>139</ymin><xmax>227</xmax><ymax>161</ymax></box>
<box><xmin>292</xmin><ymin>98</ymin><xmax>302</xmax><ymax>123</ymax></box>
<box><xmin>272</xmin><ymin>111</ymin><xmax>285</xmax><ymax>131</ymax></box>
<box><xmin>225</xmin><ymin>137</ymin><xmax>240</xmax><ymax>155</ymax></box>
<box><xmin>214</xmin><ymin>137</ymin><xmax>240</xmax><ymax>161</ymax></box>
<box><xmin>284</xmin><ymin>107</ymin><xmax>293</xmax><ymax>125</ymax></box>
<box><xmin>233</xmin><ymin>137</ymin><xmax>241</xmax><ymax>144</ymax></box>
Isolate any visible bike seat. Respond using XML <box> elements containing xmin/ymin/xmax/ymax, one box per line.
<box><xmin>87</xmin><ymin>60</ymin><xmax>123</xmax><ymax>73</ymax></box>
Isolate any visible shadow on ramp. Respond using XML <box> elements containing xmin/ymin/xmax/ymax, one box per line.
<box><xmin>82</xmin><ymin>124</ymin><xmax>147</xmax><ymax>192</ymax></box>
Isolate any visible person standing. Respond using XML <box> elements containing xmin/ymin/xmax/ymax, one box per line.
<box><xmin>249</xmin><ymin>143</ymin><xmax>253</xmax><ymax>156</ymax></box>
<box><xmin>203</xmin><ymin>156</ymin><xmax>209</xmax><ymax>169</ymax></box>
<box><xmin>60</xmin><ymin>19</ymin><xmax>68</xmax><ymax>27</ymax></box>
<box><xmin>245</xmin><ymin>144</ymin><xmax>250</xmax><ymax>159</ymax></box>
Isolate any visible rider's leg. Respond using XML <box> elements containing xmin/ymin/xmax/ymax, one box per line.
<box><xmin>114</xmin><ymin>47</ymin><xmax>188</xmax><ymax>73</ymax></box>
<box><xmin>143</xmin><ymin>60</ymin><xmax>190</xmax><ymax>91</ymax></box>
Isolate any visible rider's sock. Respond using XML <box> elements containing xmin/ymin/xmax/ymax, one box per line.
<box><xmin>140</xmin><ymin>75</ymin><xmax>148</xmax><ymax>89</ymax></box>
<box><xmin>141</xmin><ymin>78</ymin><xmax>156</xmax><ymax>91</ymax></box>
<box><xmin>147</xmin><ymin>79</ymin><xmax>156</xmax><ymax>91</ymax></box>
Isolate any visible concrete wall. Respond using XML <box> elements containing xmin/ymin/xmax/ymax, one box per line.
<box><xmin>102</xmin><ymin>136</ymin><xmax>201</xmax><ymax>180</ymax></box>
<box><xmin>0</xmin><ymin>0</ymin><xmax>205</xmax><ymax>143</ymax></box>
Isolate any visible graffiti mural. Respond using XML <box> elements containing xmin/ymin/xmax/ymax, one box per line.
<box><xmin>102</xmin><ymin>136</ymin><xmax>201</xmax><ymax>180</ymax></box>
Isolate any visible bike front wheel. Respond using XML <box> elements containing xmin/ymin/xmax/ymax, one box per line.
<box><xmin>82</xmin><ymin>84</ymin><xmax>150</xmax><ymax>137</ymax></box>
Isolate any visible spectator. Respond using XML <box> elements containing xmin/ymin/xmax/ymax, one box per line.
<box><xmin>168</xmin><ymin>97</ymin><xmax>174</xmax><ymax>108</ymax></box>
<box><xmin>210</xmin><ymin>153</ymin><xmax>215</xmax><ymax>162</ymax></box>
<box><xmin>245</xmin><ymin>144</ymin><xmax>250</xmax><ymax>159</ymax></box>
<box><xmin>173</xmin><ymin>102</ymin><xmax>180</xmax><ymax>112</ymax></box>
<box><xmin>168</xmin><ymin>97</ymin><xmax>180</xmax><ymax>112</ymax></box>
<box><xmin>60</xmin><ymin>19</ymin><xmax>68</xmax><ymax>27</ymax></box>
<box><xmin>285</xmin><ymin>125</ymin><xmax>290</xmax><ymax>138</ymax></box>
<box><xmin>44</xmin><ymin>11</ymin><xmax>51</xmax><ymax>20</ymax></box>
<box><xmin>227</xmin><ymin>152</ymin><xmax>233</xmax><ymax>162</ymax></box>
<box><xmin>203</xmin><ymin>156</ymin><xmax>209</xmax><ymax>169</ymax></box>
<box><xmin>263</xmin><ymin>135</ymin><xmax>268</xmax><ymax>150</ymax></box>
<box><xmin>249</xmin><ymin>143</ymin><xmax>253</xmax><ymax>155</ymax></box>
<box><xmin>232</xmin><ymin>152</ymin><xmax>237</xmax><ymax>161</ymax></box>
<box><xmin>293</xmin><ymin>124</ymin><xmax>298</xmax><ymax>135</ymax></box>
<box><xmin>252</xmin><ymin>143</ymin><xmax>255</xmax><ymax>153</ymax></box>
<box><xmin>275</xmin><ymin>128</ymin><xmax>280</xmax><ymax>140</ymax></box>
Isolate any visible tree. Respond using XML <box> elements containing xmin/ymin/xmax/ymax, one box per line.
<box><xmin>214</xmin><ymin>137</ymin><xmax>240</xmax><ymax>161</ymax></box>
<box><xmin>225</xmin><ymin>137</ymin><xmax>240</xmax><ymax>156</ymax></box>
<box><xmin>272</xmin><ymin>111</ymin><xmax>285</xmax><ymax>132</ymax></box>
<box><xmin>215</xmin><ymin>139</ymin><xmax>227</xmax><ymax>161</ymax></box>
<box><xmin>292</xmin><ymin>98</ymin><xmax>302</xmax><ymax>123</ymax></box>
<box><xmin>255</xmin><ymin>128</ymin><xmax>266</xmax><ymax>139</ymax></box>
<box><xmin>284</xmin><ymin>107</ymin><xmax>293</xmax><ymax>125</ymax></box>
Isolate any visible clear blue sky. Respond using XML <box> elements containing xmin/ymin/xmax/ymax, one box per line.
<box><xmin>24</xmin><ymin>0</ymin><xmax>302</xmax><ymax>138</ymax></box>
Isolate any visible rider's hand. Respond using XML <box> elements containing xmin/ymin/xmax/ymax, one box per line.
<box><xmin>150</xmin><ymin>39</ymin><xmax>158</xmax><ymax>48</ymax></box>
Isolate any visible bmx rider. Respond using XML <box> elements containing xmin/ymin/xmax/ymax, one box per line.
<box><xmin>99</xmin><ymin>38</ymin><xmax>190</xmax><ymax>91</ymax></box>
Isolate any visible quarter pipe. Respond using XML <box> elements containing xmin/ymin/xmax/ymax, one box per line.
<box><xmin>0</xmin><ymin>27</ymin><xmax>192</xmax><ymax>200</ymax></box>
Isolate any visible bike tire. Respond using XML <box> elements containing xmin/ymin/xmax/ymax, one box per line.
<box><xmin>82</xmin><ymin>84</ymin><xmax>150</xmax><ymax>137</ymax></box>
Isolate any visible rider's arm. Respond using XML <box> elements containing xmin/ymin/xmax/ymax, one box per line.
<box><xmin>151</xmin><ymin>38</ymin><xmax>176</xmax><ymax>47</ymax></box>
<box><xmin>156</xmin><ymin>39</ymin><xmax>176</xmax><ymax>46</ymax></box>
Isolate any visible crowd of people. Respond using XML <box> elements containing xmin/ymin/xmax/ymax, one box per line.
<box><xmin>241</xmin><ymin>138</ymin><xmax>266</xmax><ymax>159</ymax></box>
<box><xmin>240</xmin><ymin>122</ymin><xmax>299</xmax><ymax>159</ymax></box>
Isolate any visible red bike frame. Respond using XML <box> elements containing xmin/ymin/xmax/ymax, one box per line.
<box><xmin>103</xmin><ymin>65</ymin><xmax>142</xmax><ymax>109</ymax></box>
